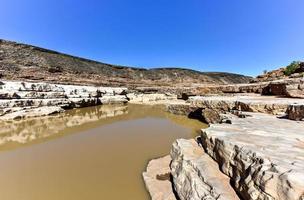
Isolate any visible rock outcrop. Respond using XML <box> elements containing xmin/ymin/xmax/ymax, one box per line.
<box><xmin>201</xmin><ymin>108</ymin><xmax>222</xmax><ymax>124</ymax></box>
<box><xmin>167</xmin><ymin>95</ymin><xmax>304</xmax><ymax>119</ymax></box>
<box><xmin>0</xmin><ymin>80</ymin><xmax>128</xmax><ymax>120</ymax></box>
<box><xmin>170</xmin><ymin>139</ymin><xmax>240</xmax><ymax>200</ymax></box>
<box><xmin>145</xmin><ymin>111</ymin><xmax>304</xmax><ymax>200</ymax></box>
<box><xmin>127</xmin><ymin>93</ymin><xmax>180</xmax><ymax>105</ymax></box>
<box><xmin>261</xmin><ymin>79</ymin><xmax>304</xmax><ymax>98</ymax></box>
<box><xmin>200</xmin><ymin>112</ymin><xmax>304</xmax><ymax>200</ymax></box>
<box><xmin>286</xmin><ymin>104</ymin><xmax>304</xmax><ymax>120</ymax></box>
<box><xmin>254</xmin><ymin>62</ymin><xmax>304</xmax><ymax>83</ymax></box>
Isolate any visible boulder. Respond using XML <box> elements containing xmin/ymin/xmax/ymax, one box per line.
<box><xmin>285</xmin><ymin>83</ymin><xmax>304</xmax><ymax>98</ymax></box>
<box><xmin>262</xmin><ymin>83</ymin><xmax>286</xmax><ymax>96</ymax></box>
<box><xmin>166</xmin><ymin>102</ymin><xmax>194</xmax><ymax>116</ymax></box>
<box><xmin>286</xmin><ymin>104</ymin><xmax>304</xmax><ymax>120</ymax></box>
<box><xmin>202</xmin><ymin>108</ymin><xmax>221</xmax><ymax>124</ymax></box>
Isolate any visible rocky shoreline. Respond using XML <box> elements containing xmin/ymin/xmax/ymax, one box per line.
<box><xmin>144</xmin><ymin>111</ymin><xmax>304</xmax><ymax>200</ymax></box>
<box><xmin>1</xmin><ymin>78</ymin><xmax>304</xmax><ymax>200</ymax></box>
<box><xmin>0</xmin><ymin>80</ymin><xmax>128</xmax><ymax>120</ymax></box>
<box><xmin>1</xmin><ymin>39</ymin><xmax>304</xmax><ymax>200</ymax></box>
<box><xmin>141</xmin><ymin>80</ymin><xmax>304</xmax><ymax>200</ymax></box>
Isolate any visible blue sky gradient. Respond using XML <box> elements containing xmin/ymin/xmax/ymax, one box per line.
<box><xmin>1</xmin><ymin>0</ymin><xmax>304</xmax><ymax>76</ymax></box>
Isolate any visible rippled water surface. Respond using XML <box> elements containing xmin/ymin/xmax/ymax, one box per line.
<box><xmin>0</xmin><ymin>104</ymin><xmax>207</xmax><ymax>200</ymax></box>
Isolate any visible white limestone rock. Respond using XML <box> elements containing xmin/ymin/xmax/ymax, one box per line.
<box><xmin>189</xmin><ymin>95</ymin><xmax>304</xmax><ymax>115</ymax></box>
<box><xmin>201</xmin><ymin>112</ymin><xmax>304</xmax><ymax>200</ymax></box>
<box><xmin>170</xmin><ymin>139</ymin><xmax>240</xmax><ymax>200</ymax></box>
<box><xmin>0</xmin><ymin>80</ymin><xmax>128</xmax><ymax>119</ymax></box>
<box><xmin>127</xmin><ymin>93</ymin><xmax>179</xmax><ymax>105</ymax></box>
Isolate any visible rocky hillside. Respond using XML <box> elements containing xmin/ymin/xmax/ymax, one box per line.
<box><xmin>0</xmin><ymin>39</ymin><xmax>251</xmax><ymax>87</ymax></box>
<box><xmin>254</xmin><ymin>61</ymin><xmax>304</xmax><ymax>82</ymax></box>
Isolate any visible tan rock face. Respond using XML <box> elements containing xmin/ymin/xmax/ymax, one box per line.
<box><xmin>170</xmin><ymin>139</ymin><xmax>240</xmax><ymax>200</ymax></box>
<box><xmin>200</xmin><ymin>112</ymin><xmax>304</xmax><ymax>200</ymax></box>
<box><xmin>285</xmin><ymin>82</ymin><xmax>304</xmax><ymax>98</ymax></box>
<box><xmin>142</xmin><ymin>155</ymin><xmax>176</xmax><ymax>200</ymax></box>
<box><xmin>166</xmin><ymin>102</ymin><xmax>194</xmax><ymax>116</ymax></box>
<box><xmin>286</xmin><ymin>104</ymin><xmax>304</xmax><ymax>120</ymax></box>
<box><xmin>261</xmin><ymin>80</ymin><xmax>304</xmax><ymax>98</ymax></box>
<box><xmin>202</xmin><ymin>108</ymin><xmax>221</xmax><ymax>124</ymax></box>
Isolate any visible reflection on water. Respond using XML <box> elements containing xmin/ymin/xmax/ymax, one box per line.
<box><xmin>0</xmin><ymin>105</ymin><xmax>128</xmax><ymax>150</ymax></box>
<box><xmin>0</xmin><ymin>104</ymin><xmax>207</xmax><ymax>200</ymax></box>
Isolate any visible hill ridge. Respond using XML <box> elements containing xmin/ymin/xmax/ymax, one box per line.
<box><xmin>0</xmin><ymin>39</ymin><xmax>251</xmax><ymax>87</ymax></box>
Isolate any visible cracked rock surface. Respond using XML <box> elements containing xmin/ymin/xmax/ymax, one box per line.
<box><xmin>170</xmin><ymin>139</ymin><xmax>240</xmax><ymax>200</ymax></box>
<box><xmin>201</xmin><ymin>112</ymin><xmax>304</xmax><ymax>200</ymax></box>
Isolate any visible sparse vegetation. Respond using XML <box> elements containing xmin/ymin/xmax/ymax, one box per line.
<box><xmin>284</xmin><ymin>61</ymin><xmax>301</xmax><ymax>76</ymax></box>
<box><xmin>263</xmin><ymin>70</ymin><xmax>267</xmax><ymax>74</ymax></box>
<box><xmin>0</xmin><ymin>39</ymin><xmax>252</xmax><ymax>86</ymax></box>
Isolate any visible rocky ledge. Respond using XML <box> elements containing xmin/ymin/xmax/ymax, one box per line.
<box><xmin>144</xmin><ymin>111</ymin><xmax>304</xmax><ymax>200</ymax></box>
<box><xmin>200</xmin><ymin>112</ymin><xmax>304</xmax><ymax>199</ymax></box>
<box><xmin>0</xmin><ymin>80</ymin><xmax>128</xmax><ymax>120</ymax></box>
<box><xmin>167</xmin><ymin>94</ymin><xmax>304</xmax><ymax>123</ymax></box>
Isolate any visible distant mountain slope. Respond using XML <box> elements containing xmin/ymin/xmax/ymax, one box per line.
<box><xmin>0</xmin><ymin>39</ymin><xmax>251</xmax><ymax>87</ymax></box>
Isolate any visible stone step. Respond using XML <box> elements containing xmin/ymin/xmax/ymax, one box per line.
<box><xmin>170</xmin><ymin>139</ymin><xmax>240</xmax><ymax>200</ymax></box>
<box><xmin>143</xmin><ymin>155</ymin><xmax>177</xmax><ymax>200</ymax></box>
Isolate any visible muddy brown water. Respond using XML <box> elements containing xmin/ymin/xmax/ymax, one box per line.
<box><xmin>0</xmin><ymin>104</ymin><xmax>207</xmax><ymax>200</ymax></box>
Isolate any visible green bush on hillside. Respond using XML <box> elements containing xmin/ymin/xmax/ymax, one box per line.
<box><xmin>284</xmin><ymin>61</ymin><xmax>301</xmax><ymax>76</ymax></box>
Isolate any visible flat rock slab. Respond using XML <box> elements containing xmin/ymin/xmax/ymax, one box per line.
<box><xmin>143</xmin><ymin>155</ymin><xmax>176</xmax><ymax>200</ymax></box>
<box><xmin>190</xmin><ymin>95</ymin><xmax>304</xmax><ymax>115</ymax></box>
<box><xmin>190</xmin><ymin>95</ymin><xmax>304</xmax><ymax>108</ymax></box>
<box><xmin>170</xmin><ymin>139</ymin><xmax>240</xmax><ymax>200</ymax></box>
<box><xmin>201</xmin><ymin>112</ymin><xmax>304</xmax><ymax>199</ymax></box>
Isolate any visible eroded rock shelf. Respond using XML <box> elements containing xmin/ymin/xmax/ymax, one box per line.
<box><xmin>144</xmin><ymin>110</ymin><xmax>304</xmax><ymax>200</ymax></box>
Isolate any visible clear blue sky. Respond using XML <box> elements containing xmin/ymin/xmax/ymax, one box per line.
<box><xmin>1</xmin><ymin>0</ymin><xmax>304</xmax><ymax>76</ymax></box>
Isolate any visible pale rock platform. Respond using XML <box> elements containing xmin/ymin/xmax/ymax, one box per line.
<box><xmin>201</xmin><ymin>112</ymin><xmax>304</xmax><ymax>200</ymax></box>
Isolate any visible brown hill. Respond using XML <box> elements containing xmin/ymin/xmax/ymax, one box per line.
<box><xmin>0</xmin><ymin>39</ymin><xmax>251</xmax><ymax>87</ymax></box>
